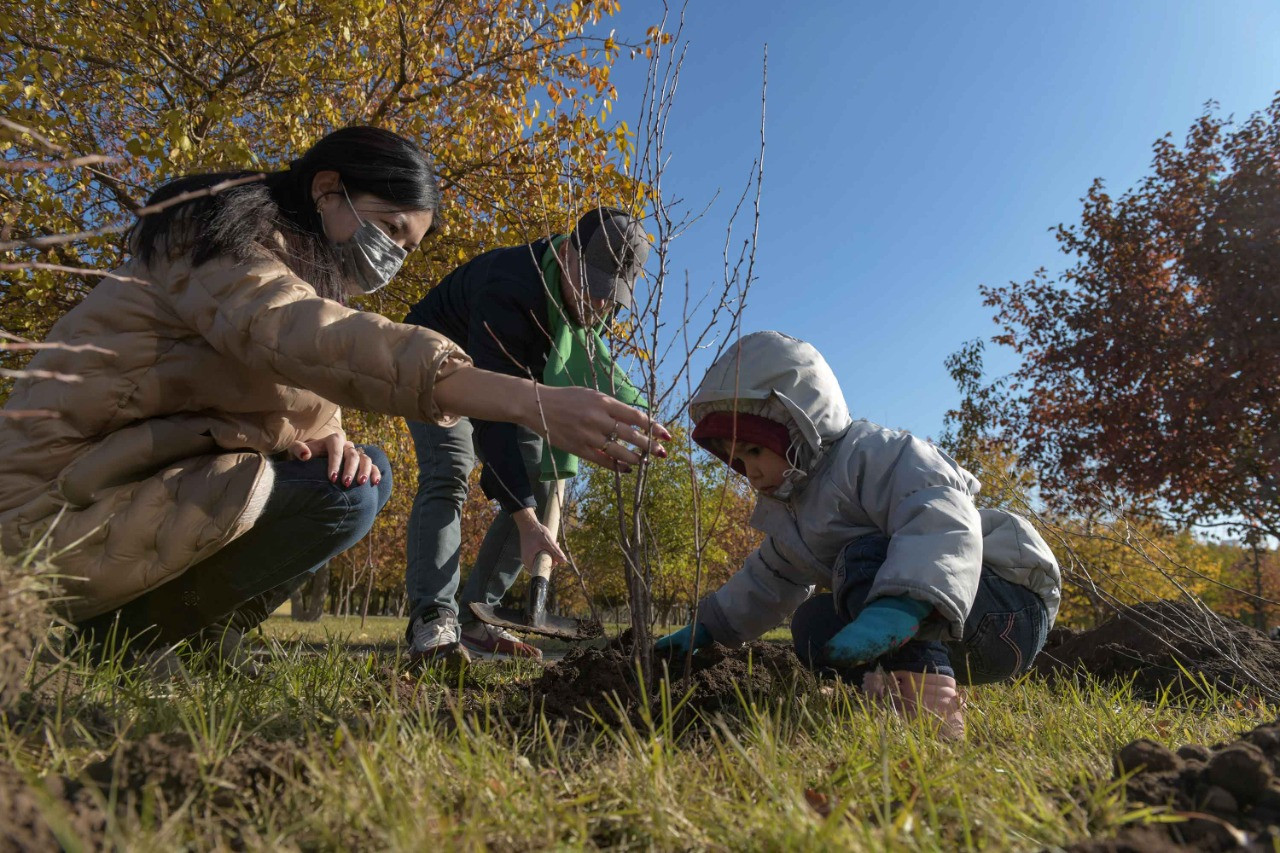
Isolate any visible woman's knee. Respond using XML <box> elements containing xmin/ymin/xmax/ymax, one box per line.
<box><xmin>334</xmin><ymin>444</ymin><xmax>392</xmax><ymax>534</ymax></box>
<box><xmin>358</xmin><ymin>444</ymin><xmax>393</xmax><ymax>509</ymax></box>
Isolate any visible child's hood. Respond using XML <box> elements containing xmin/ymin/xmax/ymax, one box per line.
<box><xmin>688</xmin><ymin>331</ymin><xmax>853</xmax><ymax>456</ymax></box>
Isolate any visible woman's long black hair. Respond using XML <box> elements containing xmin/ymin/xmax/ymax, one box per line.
<box><xmin>129</xmin><ymin>126</ymin><xmax>439</xmax><ymax>301</ymax></box>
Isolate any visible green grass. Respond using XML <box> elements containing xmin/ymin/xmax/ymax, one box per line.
<box><xmin>4</xmin><ymin>627</ymin><xmax>1271</xmax><ymax>851</ymax></box>
<box><xmin>257</xmin><ymin>614</ymin><xmax>792</xmax><ymax>651</ymax></box>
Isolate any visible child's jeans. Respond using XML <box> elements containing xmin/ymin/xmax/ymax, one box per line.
<box><xmin>791</xmin><ymin>534</ymin><xmax>1049</xmax><ymax>685</ymax></box>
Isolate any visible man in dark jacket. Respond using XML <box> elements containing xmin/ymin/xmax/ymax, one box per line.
<box><xmin>402</xmin><ymin>207</ymin><xmax>649</xmax><ymax>665</ymax></box>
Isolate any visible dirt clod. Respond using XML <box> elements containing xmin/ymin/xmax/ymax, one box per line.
<box><xmin>1034</xmin><ymin>600</ymin><xmax>1280</xmax><ymax>701</ymax></box>
<box><xmin>1072</xmin><ymin>718</ymin><xmax>1280</xmax><ymax>851</ymax></box>
<box><xmin>1117</xmin><ymin>739</ymin><xmax>1182</xmax><ymax>775</ymax></box>
<box><xmin>1204</xmin><ymin>744</ymin><xmax>1273</xmax><ymax>804</ymax></box>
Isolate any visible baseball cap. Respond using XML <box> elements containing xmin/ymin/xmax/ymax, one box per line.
<box><xmin>570</xmin><ymin>207</ymin><xmax>650</xmax><ymax>309</ymax></box>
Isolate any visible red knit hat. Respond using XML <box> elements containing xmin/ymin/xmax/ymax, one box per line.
<box><xmin>692</xmin><ymin>410</ymin><xmax>792</xmax><ymax>474</ymax></box>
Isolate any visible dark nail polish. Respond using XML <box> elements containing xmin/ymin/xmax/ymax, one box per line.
<box><xmin>330</xmin><ymin>472</ymin><xmax>338</xmax><ymax>482</ymax></box>
<box><xmin>358</xmin><ymin>476</ymin><xmax>367</xmax><ymax>485</ymax></box>
<box><xmin>343</xmin><ymin>477</ymin><xmax>352</xmax><ymax>486</ymax></box>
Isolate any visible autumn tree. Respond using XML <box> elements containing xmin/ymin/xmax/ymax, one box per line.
<box><xmin>1</xmin><ymin>0</ymin><xmax>635</xmax><ymax>340</ymax></box>
<box><xmin>937</xmin><ymin>337</ymin><xmax>1035</xmax><ymax>510</ymax></box>
<box><xmin>981</xmin><ymin>97</ymin><xmax>1280</xmax><ymax>544</ymax></box>
<box><xmin>2</xmin><ymin>0</ymin><xmax>654</xmax><ymax>617</ymax></box>
<box><xmin>937</xmin><ymin>333</ymin><xmax>1246</xmax><ymax>632</ymax></box>
<box><xmin>1219</xmin><ymin>545</ymin><xmax>1280</xmax><ymax>631</ymax></box>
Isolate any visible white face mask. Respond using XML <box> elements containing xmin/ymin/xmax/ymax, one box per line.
<box><xmin>323</xmin><ymin>186</ymin><xmax>407</xmax><ymax>294</ymax></box>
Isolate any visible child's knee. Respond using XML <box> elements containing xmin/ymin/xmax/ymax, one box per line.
<box><xmin>790</xmin><ymin>594</ymin><xmax>844</xmax><ymax>668</ymax></box>
<box><xmin>833</xmin><ymin>534</ymin><xmax>890</xmax><ymax>619</ymax></box>
<box><xmin>951</xmin><ymin>597</ymin><xmax>1048</xmax><ymax>685</ymax></box>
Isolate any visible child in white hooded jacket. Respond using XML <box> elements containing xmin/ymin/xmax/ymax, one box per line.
<box><xmin>655</xmin><ymin>331</ymin><xmax>1061</xmax><ymax>738</ymax></box>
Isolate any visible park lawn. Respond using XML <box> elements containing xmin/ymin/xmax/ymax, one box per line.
<box><xmin>257</xmin><ymin>614</ymin><xmax>794</xmax><ymax>651</ymax></box>
<box><xmin>4</xmin><ymin>631</ymin><xmax>1271</xmax><ymax>851</ymax></box>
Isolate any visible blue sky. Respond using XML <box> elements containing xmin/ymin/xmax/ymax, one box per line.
<box><xmin>595</xmin><ymin>1</ymin><xmax>1280</xmax><ymax>438</ymax></box>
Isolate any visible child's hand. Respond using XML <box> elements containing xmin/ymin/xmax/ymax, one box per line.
<box><xmin>823</xmin><ymin>596</ymin><xmax>932</xmax><ymax>667</ymax></box>
<box><xmin>654</xmin><ymin>623</ymin><xmax>712</xmax><ymax>657</ymax></box>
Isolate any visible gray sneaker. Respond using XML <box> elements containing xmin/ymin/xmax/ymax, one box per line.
<box><xmin>130</xmin><ymin>646</ymin><xmax>191</xmax><ymax>697</ymax></box>
<box><xmin>195</xmin><ymin>620</ymin><xmax>262</xmax><ymax>678</ymax></box>
<box><xmin>407</xmin><ymin>611</ymin><xmax>470</xmax><ymax>670</ymax></box>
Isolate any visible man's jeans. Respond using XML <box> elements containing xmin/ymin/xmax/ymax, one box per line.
<box><xmin>405</xmin><ymin>418</ymin><xmax>554</xmax><ymax>627</ymax></box>
<box><xmin>790</xmin><ymin>534</ymin><xmax>1049</xmax><ymax>684</ymax></box>
<box><xmin>77</xmin><ymin>445</ymin><xmax>393</xmax><ymax>647</ymax></box>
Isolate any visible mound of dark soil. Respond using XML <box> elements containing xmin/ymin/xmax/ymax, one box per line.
<box><xmin>1034</xmin><ymin>600</ymin><xmax>1280</xmax><ymax>701</ymax></box>
<box><xmin>0</xmin><ymin>561</ymin><xmax>50</xmax><ymax>713</ymax></box>
<box><xmin>83</xmin><ymin>731</ymin><xmax>307</xmax><ymax>813</ymax></box>
<box><xmin>527</xmin><ymin>633</ymin><xmax>815</xmax><ymax>727</ymax></box>
<box><xmin>0</xmin><ymin>732</ymin><xmax>307</xmax><ymax>851</ymax></box>
<box><xmin>1068</xmin><ymin>720</ymin><xmax>1280</xmax><ymax>851</ymax></box>
<box><xmin>0</xmin><ymin>761</ymin><xmax>105</xmax><ymax>853</ymax></box>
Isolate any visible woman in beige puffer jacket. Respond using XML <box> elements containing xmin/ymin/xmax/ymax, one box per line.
<box><xmin>0</xmin><ymin>126</ymin><xmax>666</xmax><ymax>657</ymax></box>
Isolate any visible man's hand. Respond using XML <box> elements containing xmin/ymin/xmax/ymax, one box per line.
<box><xmin>822</xmin><ymin>596</ymin><xmax>932</xmax><ymax>668</ymax></box>
<box><xmin>654</xmin><ymin>623</ymin><xmax>713</xmax><ymax>657</ymax></box>
<box><xmin>512</xmin><ymin>507</ymin><xmax>567</xmax><ymax>570</ymax></box>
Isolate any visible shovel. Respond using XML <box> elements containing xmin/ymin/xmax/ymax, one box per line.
<box><xmin>469</xmin><ymin>480</ymin><xmax>599</xmax><ymax>641</ymax></box>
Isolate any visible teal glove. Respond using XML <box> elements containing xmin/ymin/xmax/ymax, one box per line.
<box><xmin>654</xmin><ymin>623</ymin><xmax>712</xmax><ymax>657</ymax></box>
<box><xmin>823</xmin><ymin>595</ymin><xmax>932</xmax><ymax>667</ymax></box>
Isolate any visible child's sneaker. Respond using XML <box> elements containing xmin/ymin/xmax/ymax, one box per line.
<box><xmin>863</xmin><ymin>669</ymin><xmax>966</xmax><ymax>740</ymax></box>
<box><xmin>460</xmin><ymin>621</ymin><xmax>542</xmax><ymax>660</ymax></box>
<box><xmin>407</xmin><ymin>610</ymin><xmax>470</xmax><ymax>670</ymax></box>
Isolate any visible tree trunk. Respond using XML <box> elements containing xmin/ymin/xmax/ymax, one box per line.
<box><xmin>624</xmin><ymin>540</ymin><xmax>653</xmax><ymax>685</ymax></box>
<box><xmin>290</xmin><ymin>563</ymin><xmax>330</xmax><ymax>622</ymax></box>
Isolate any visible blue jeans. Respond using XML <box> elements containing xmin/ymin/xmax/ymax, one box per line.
<box><xmin>77</xmin><ymin>445</ymin><xmax>392</xmax><ymax>645</ymax></box>
<box><xmin>791</xmin><ymin>534</ymin><xmax>1049</xmax><ymax>684</ymax></box>
<box><xmin>404</xmin><ymin>418</ymin><xmax>554</xmax><ymax>626</ymax></box>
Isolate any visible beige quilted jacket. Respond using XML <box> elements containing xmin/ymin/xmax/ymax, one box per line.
<box><xmin>0</xmin><ymin>245</ymin><xmax>467</xmax><ymax>620</ymax></box>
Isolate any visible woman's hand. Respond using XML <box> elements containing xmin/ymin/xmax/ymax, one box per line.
<box><xmin>511</xmin><ymin>507</ymin><xmax>567</xmax><ymax>570</ymax></box>
<box><xmin>287</xmin><ymin>431</ymin><xmax>380</xmax><ymax>488</ymax></box>
<box><xmin>527</xmin><ymin>385</ymin><xmax>670</xmax><ymax>473</ymax></box>
<box><xmin>432</xmin><ymin>368</ymin><xmax>671</xmax><ymax>472</ymax></box>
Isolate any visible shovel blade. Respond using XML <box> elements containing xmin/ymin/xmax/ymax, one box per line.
<box><xmin>469</xmin><ymin>602</ymin><xmax>601</xmax><ymax>641</ymax></box>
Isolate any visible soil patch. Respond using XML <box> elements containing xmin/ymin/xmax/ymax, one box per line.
<box><xmin>525</xmin><ymin>632</ymin><xmax>816</xmax><ymax>727</ymax></box>
<box><xmin>1</xmin><ymin>732</ymin><xmax>307</xmax><ymax>851</ymax></box>
<box><xmin>0</xmin><ymin>561</ymin><xmax>51</xmax><ymax>714</ymax></box>
<box><xmin>1066</xmin><ymin>719</ymin><xmax>1280</xmax><ymax>851</ymax></box>
<box><xmin>1033</xmin><ymin>600</ymin><xmax>1280</xmax><ymax>701</ymax></box>
<box><xmin>83</xmin><ymin>731</ymin><xmax>307</xmax><ymax>814</ymax></box>
<box><xmin>0</xmin><ymin>761</ymin><xmax>105</xmax><ymax>853</ymax></box>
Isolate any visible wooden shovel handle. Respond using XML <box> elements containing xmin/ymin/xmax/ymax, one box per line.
<box><xmin>530</xmin><ymin>480</ymin><xmax>565</xmax><ymax>582</ymax></box>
